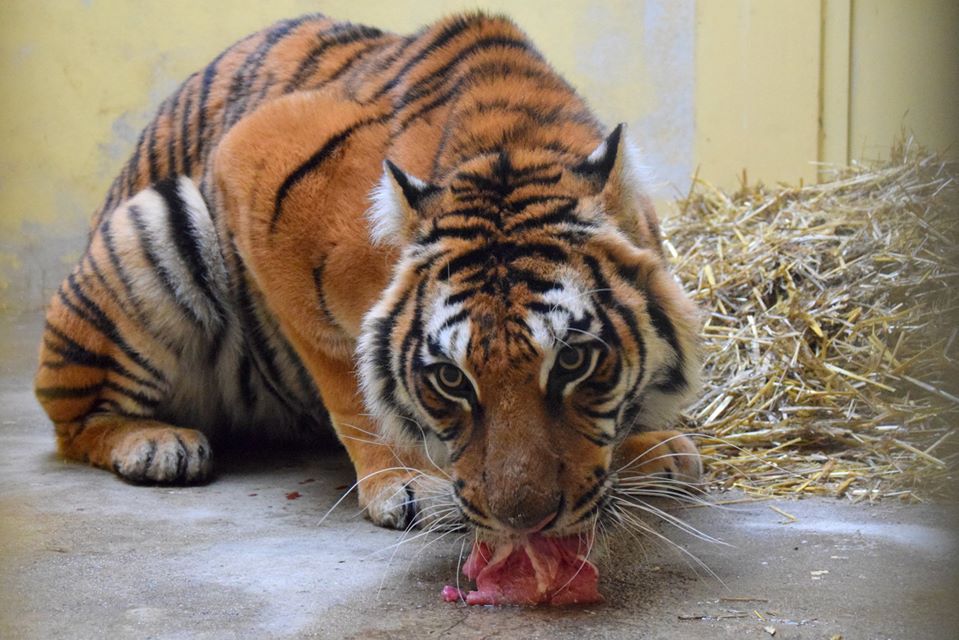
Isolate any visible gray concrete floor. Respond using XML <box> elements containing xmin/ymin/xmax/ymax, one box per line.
<box><xmin>2</xmin><ymin>312</ymin><xmax>958</xmax><ymax>640</ymax></box>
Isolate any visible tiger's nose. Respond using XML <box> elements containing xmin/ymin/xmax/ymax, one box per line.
<box><xmin>494</xmin><ymin>494</ymin><xmax>562</xmax><ymax>533</ymax></box>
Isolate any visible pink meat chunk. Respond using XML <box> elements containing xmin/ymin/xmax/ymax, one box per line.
<box><xmin>442</xmin><ymin>535</ymin><xmax>602</xmax><ymax>606</ymax></box>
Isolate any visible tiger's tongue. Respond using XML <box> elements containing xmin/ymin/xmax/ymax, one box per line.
<box><xmin>442</xmin><ymin>534</ymin><xmax>602</xmax><ymax>606</ymax></box>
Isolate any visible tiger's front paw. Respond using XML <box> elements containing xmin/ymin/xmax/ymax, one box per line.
<box><xmin>615</xmin><ymin>431</ymin><xmax>702</xmax><ymax>486</ymax></box>
<box><xmin>359</xmin><ymin>472</ymin><xmax>459</xmax><ymax>531</ymax></box>
<box><xmin>111</xmin><ymin>427</ymin><xmax>213</xmax><ymax>484</ymax></box>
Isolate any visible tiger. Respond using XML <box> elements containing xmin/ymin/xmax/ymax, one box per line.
<box><xmin>35</xmin><ymin>12</ymin><xmax>703</xmax><ymax>535</ymax></box>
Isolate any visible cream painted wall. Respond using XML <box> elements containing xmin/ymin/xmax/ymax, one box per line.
<box><xmin>695</xmin><ymin>0</ymin><xmax>822</xmax><ymax>187</ymax></box>
<box><xmin>0</xmin><ymin>0</ymin><xmax>694</xmax><ymax>310</ymax></box>
<box><xmin>847</xmin><ymin>0</ymin><xmax>959</xmax><ymax>162</ymax></box>
<box><xmin>694</xmin><ymin>0</ymin><xmax>959</xmax><ymax>186</ymax></box>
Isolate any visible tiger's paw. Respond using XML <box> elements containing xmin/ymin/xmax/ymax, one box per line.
<box><xmin>111</xmin><ymin>427</ymin><xmax>213</xmax><ymax>484</ymax></box>
<box><xmin>615</xmin><ymin>431</ymin><xmax>702</xmax><ymax>487</ymax></box>
<box><xmin>359</xmin><ymin>472</ymin><xmax>460</xmax><ymax>532</ymax></box>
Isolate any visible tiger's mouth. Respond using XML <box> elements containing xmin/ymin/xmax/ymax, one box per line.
<box><xmin>442</xmin><ymin>528</ymin><xmax>604</xmax><ymax>606</ymax></box>
<box><xmin>444</xmin><ymin>475</ymin><xmax>612</xmax><ymax>541</ymax></box>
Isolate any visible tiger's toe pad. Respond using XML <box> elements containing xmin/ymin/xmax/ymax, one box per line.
<box><xmin>111</xmin><ymin>427</ymin><xmax>213</xmax><ymax>484</ymax></box>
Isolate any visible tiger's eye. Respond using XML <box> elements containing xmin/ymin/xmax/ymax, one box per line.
<box><xmin>557</xmin><ymin>345</ymin><xmax>587</xmax><ymax>371</ymax></box>
<box><xmin>438</xmin><ymin>364</ymin><xmax>464</xmax><ymax>389</ymax></box>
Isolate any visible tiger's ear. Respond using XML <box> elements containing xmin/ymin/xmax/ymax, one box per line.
<box><xmin>368</xmin><ymin>160</ymin><xmax>439</xmax><ymax>246</ymax></box>
<box><xmin>573</xmin><ymin>123</ymin><xmax>627</xmax><ymax>190</ymax></box>
<box><xmin>575</xmin><ymin>124</ymin><xmax>662</xmax><ymax>250</ymax></box>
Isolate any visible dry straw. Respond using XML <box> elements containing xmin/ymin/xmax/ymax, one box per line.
<box><xmin>664</xmin><ymin>140</ymin><xmax>958</xmax><ymax>502</ymax></box>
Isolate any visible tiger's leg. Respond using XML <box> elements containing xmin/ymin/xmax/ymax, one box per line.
<box><xmin>296</xmin><ymin>346</ymin><xmax>453</xmax><ymax>530</ymax></box>
<box><xmin>35</xmin><ymin>177</ymin><xmax>221</xmax><ymax>483</ymax></box>
<box><xmin>53</xmin><ymin>415</ymin><xmax>212</xmax><ymax>484</ymax></box>
<box><xmin>613</xmin><ymin>431</ymin><xmax>702</xmax><ymax>485</ymax></box>
<box><xmin>212</xmin><ymin>92</ymin><xmax>453</xmax><ymax>529</ymax></box>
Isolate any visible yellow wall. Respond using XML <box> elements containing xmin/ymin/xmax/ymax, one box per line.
<box><xmin>695</xmin><ymin>0</ymin><xmax>822</xmax><ymax>186</ymax></box>
<box><xmin>694</xmin><ymin>0</ymin><xmax>959</xmax><ymax>186</ymax></box>
<box><xmin>847</xmin><ymin>0</ymin><xmax>959</xmax><ymax>162</ymax></box>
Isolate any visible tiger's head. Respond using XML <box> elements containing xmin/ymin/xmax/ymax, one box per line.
<box><xmin>358</xmin><ymin>125</ymin><xmax>701</xmax><ymax>536</ymax></box>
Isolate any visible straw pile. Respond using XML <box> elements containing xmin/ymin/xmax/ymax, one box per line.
<box><xmin>663</xmin><ymin>141</ymin><xmax>959</xmax><ymax>502</ymax></box>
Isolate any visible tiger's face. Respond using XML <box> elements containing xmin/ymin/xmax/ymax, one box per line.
<box><xmin>359</xmin><ymin>126</ymin><xmax>701</xmax><ymax>537</ymax></box>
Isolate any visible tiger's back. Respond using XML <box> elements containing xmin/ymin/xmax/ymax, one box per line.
<box><xmin>35</xmin><ymin>12</ymin><xmax>700</xmax><ymax>536</ymax></box>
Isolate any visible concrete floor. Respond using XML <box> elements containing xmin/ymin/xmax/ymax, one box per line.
<box><xmin>2</xmin><ymin>313</ymin><xmax>958</xmax><ymax>640</ymax></box>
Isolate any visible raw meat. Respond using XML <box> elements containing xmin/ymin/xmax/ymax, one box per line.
<box><xmin>442</xmin><ymin>534</ymin><xmax>602</xmax><ymax>606</ymax></box>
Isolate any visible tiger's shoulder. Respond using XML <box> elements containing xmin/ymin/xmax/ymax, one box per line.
<box><xmin>99</xmin><ymin>11</ymin><xmax>558</xmax><ymax>224</ymax></box>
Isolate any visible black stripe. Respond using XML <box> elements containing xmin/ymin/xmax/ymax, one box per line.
<box><xmin>166</xmin><ymin>86</ymin><xmax>183</xmax><ymax>176</ymax></box>
<box><xmin>43</xmin><ymin>324</ymin><xmax>163</xmax><ymax>392</ymax></box>
<box><xmin>370</xmin><ymin>285</ymin><xmax>415</xmax><ymax>423</ymax></box>
<box><xmin>395</xmin><ymin>37</ymin><xmax>533</xmax><ymax>109</ymax></box>
<box><xmin>454</xmin><ymin>171</ymin><xmax>508</xmax><ymax>195</ymax></box>
<box><xmin>436</xmin><ymin>307</ymin><xmax>469</xmax><ymax>333</ymax></box>
<box><xmin>462</xmin><ymin>97</ymin><xmax>569</xmax><ymax>128</ymax></box>
<box><xmin>103</xmin><ymin>379</ymin><xmax>161</xmax><ymax>410</ymax></box>
<box><xmin>127</xmin><ymin>204</ymin><xmax>205</xmax><ymax>327</ymax></box>
<box><xmin>509</xmin><ymin>268</ymin><xmax>562</xmax><ymax>294</ymax></box>
<box><xmin>418</xmin><ymin>222</ymin><xmax>492</xmax><ymax>244</ymax></box>
<box><xmin>510</xmin><ymin>172</ymin><xmax>564</xmax><ymax>189</ymax></box>
<box><xmin>459</xmin><ymin>63</ymin><xmax>553</xmax><ymax>93</ymax></box>
<box><xmin>307</xmin><ymin>41</ymin><xmax>381</xmax><ymax>90</ymax></box>
<box><xmin>146</xmin><ymin>99</ymin><xmax>168</xmax><ymax>183</ymax></box>
<box><xmin>619</xmin><ymin>397</ymin><xmax>644</xmax><ymax>434</ymax></box>
<box><xmin>614</xmin><ymin>262</ymin><xmax>642</xmax><ymax>287</ymax></box>
<box><xmin>36</xmin><ymin>382</ymin><xmax>104</xmax><ymax>400</ymax></box>
<box><xmin>311</xmin><ymin>262</ymin><xmax>338</xmax><ymax>325</ymax></box>
<box><xmin>233</xmin><ymin>268</ymin><xmax>305</xmax><ymax>416</ymax></box>
<box><xmin>504</xmin><ymin>203</ymin><xmax>583</xmax><ymax>234</ymax></box>
<box><xmin>196</xmin><ymin>48</ymin><xmax>230</xmax><ymax>164</ymax></box>
<box><xmin>367</xmin><ymin>14</ymin><xmax>485</xmax><ymax>101</ymax></box>
<box><xmin>395</xmin><ymin>83</ymin><xmax>462</xmax><ymax>132</ymax></box>
<box><xmin>84</xmin><ymin>252</ymin><xmax>135</xmax><ymax>321</ymax></box>
<box><xmin>100</xmin><ymin>214</ymin><xmax>168</xmax><ymax>345</ymax></box>
<box><xmin>285</xmin><ymin>23</ymin><xmax>384</xmax><ymax>92</ymax></box>
<box><xmin>441</xmin><ymin>241</ymin><xmax>569</xmax><ymax>278</ymax></box>
<box><xmin>59</xmin><ymin>274</ymin><xmax>168</xmax><ymax>384</ymax></box>
<box><xmin>223</xmin><ymin>16</ymin><xmax>314</xmax><ymax>129</ymax></box>
<box><xmin>154</xmin><ymin>178</ymin><xmax>223</xmax><ymax>322</ymax></box>
<box><xmin>101</xmin><ymin>178</ymin><xmax>123</xmax><ymax>223</ymax></box>
<box><xmin>92</xmin><ymin>398</ymin><xmax>151</xmax><ymax>420</ymax></box>
<box><xmin>278</xmin><ymin>334</ymin><xmax>320</xmax><ymax>406</ymax></box>
<box><xmin>270</xmin><ymin>114</ymin><xmax>389</xmax><ymax>232</ymax></box>
<box><xmin>571</xmin><ymin>489</ymin><xmax>610</xmax><ymax>525</ymax></box>
<box><xmin>645</xmin><ymin>289</ymin><xmax>687</xmax><ymax>393</ymax></box>
<box><xmin>433</xmin><ymin>420</ymin><xmax>463</xmax><ymax>443</ymax></box>
<box><xmin>247</xmin><ymin>70</ymin><xmax>277</xmax><ymax>114</ymax></box>
<box><xmin>453</xmin><ymin>482</ymin><xmax>490</xmax><ymax>520</ymax></box>
<box><xmin>507</xmin><ymin>195</ymin><xmax>575</xmax><ymax>211</ymax></box>
<box><xmin>653</xmin><ymin>370</ymin><xmax>688</xmax><ymax>393</ymax></box>
<box><xmin>583</xmin><ymin>255</ymin><xmax>641</xmax><ymax>354</ymax></box>
<box><xmin>397</xmin><ymin>280</ymin><xmax>428</xmax><ymax>413</ymax></box>
<box><xmin>418</xmin><ymin>387</ymin><xmax>455</xmax><ymax>422</ymax></box>
<box><xmin>125</xmin><ymin>126</ymin><xmax>147</xmax><ymax>197</ymax></box>
<box><xmin>347</xmin><ymin>35</ymin><xmax>414</xmax><ymax>99</ymax></box>
<box><xmin>441</xmin><ymin>206</ymin><xmax>503</xmax><ymax>226</ymax></box>
<box><xmin>179</xmin><ymin>77</ymin><xmax>196</xmax><ymax>177</ymax></box>
<box><xmin>572</xmin><ymin>479</ymin><xmax>606</xmax><ymax>512</ymax></box>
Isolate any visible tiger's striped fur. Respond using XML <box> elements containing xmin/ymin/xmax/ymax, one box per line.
<box><xmin>36</xmin><ymin>13</ymin><xmax>702</xmax><ymax>533</ymax></box>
